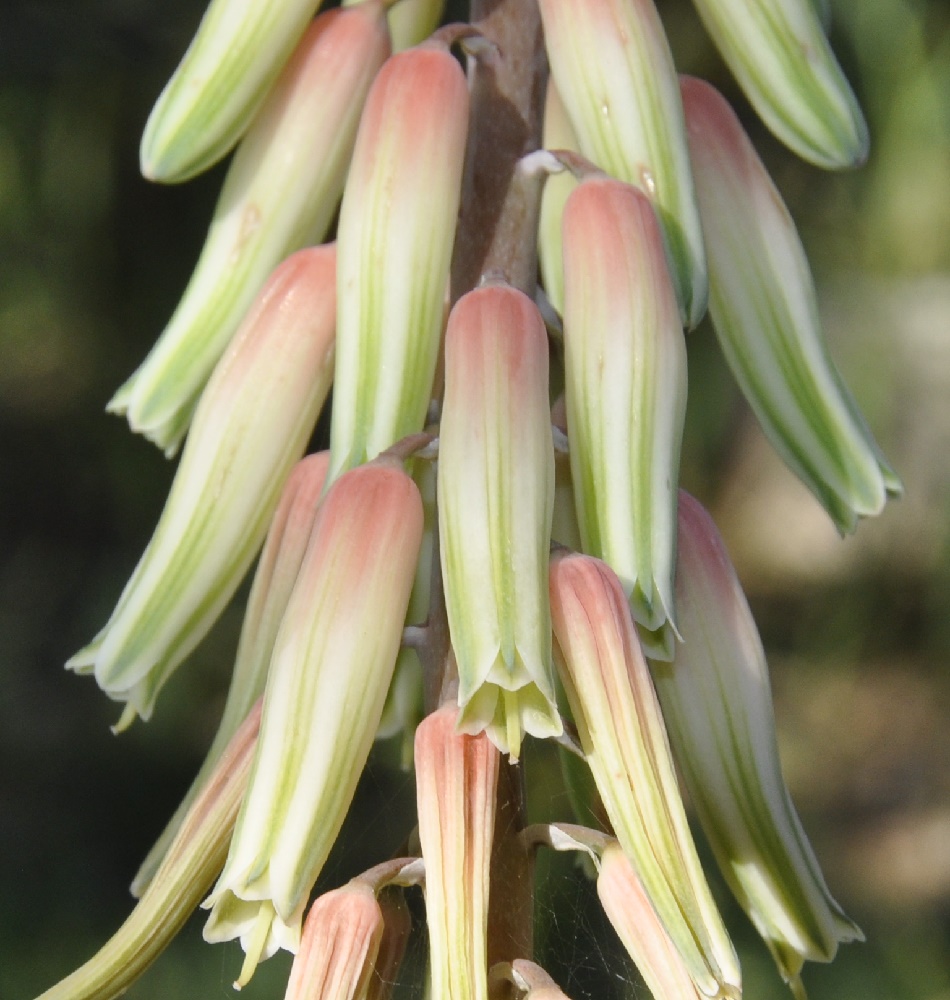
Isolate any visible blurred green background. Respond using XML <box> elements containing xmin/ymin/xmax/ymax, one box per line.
<box><xmin>2</xmin><ymin>0</ymin><xmax>948</xmax><ymax>997</ymax></box>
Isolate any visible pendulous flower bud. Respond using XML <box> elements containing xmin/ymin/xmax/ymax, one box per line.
<box><xmin>415</xmin><ymin>703</ymin><xmax>499</xmax><ymax>1000</ymax></box>
<box><xmin>688</xmin><ymin>0</ymin><xmax>869</xmax><ymax>168</ymax></box>
<box><xmin>561</xmin><ymin>175</ymin><xmax>687</xmax><ymax>659</ymax></box>
<box><xmin>329</xmin><ymin>39</ymin><xmax>469</xmax><ymax>482</ymax></box>
<box><xmin>68</xmin><ymin>247</ymin><xmax>336</xmax><ymax>728</ymax></box>
<box><xmin>114</xmin><ymin>7</ymin><xmax>390</xmax><ymax>454</ymax></box>
<box><xmin>438</xmin><ymin>282</ymin><xmax>561</xmax><ymax>760</ymax></box>
<box><xmin>682</xmin><ymin>76</ymin><xmax>901</xmax><ymax>534</ymax></box>
<box><xmin>131</xmin><ymin>451</ymin><xmax>330</xmax><ymax>896</ymax></box>
<box><xmin>650</xmin><ymin>492</ymin><xmax>863</xmax><ymax>992</ymax></box>
<box><xmin>140</xmin><ymin>0</ymin><xmax>324</xmax><ymax>182</ymax></box>
<box><xmin>538</xmin><ymin>0</ymin><xmax>707</xmax><ymax>328</ymax></box>
<box><xmin>202</xmin><ymin>457</ymin><xmax>423</xmax><ymax>984</ymax></box>
<box><xmin>549</xmin><ymin>550</ymin><xmax>740</xmax><ymax>1000</ymax></box>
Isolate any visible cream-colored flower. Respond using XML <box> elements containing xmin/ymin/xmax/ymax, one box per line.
<box><xmin>68</xmin><ymin>247</ymin><xmax>336</xmax><ymax>727</ymax></box>
<box><xmin>438</xmin><ymin>282</ymin><xmax>560</xmax><ymax>759</ymax></box>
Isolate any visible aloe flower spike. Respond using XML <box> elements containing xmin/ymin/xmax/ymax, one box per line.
<box><xmin>682</xmin><ymin>76</ymin><xmax>901</xmax><ymax>534</ymax></box>
<box><xmin>688</xmin><ymin>0</ymin><xmax>869</xmax><ymax>168</ymax></box>
<box><xmin>114</xmin><ymin>6</ymin><xmax>390</xmax><ymax>454</ymax></box>
<box><xmin>203</xmin><ymin>457</ymin><xmax>424</xmax><ymax>982</ymax></box>
<box><xmin>67</xmin><ymin>247</ymin><xmax>336</xmax><ymax>728</ymax></box>
<box><xmin>650</xmin><ymin>492</ymin><xmax>863</xmax><ymax>992</ymax></box>
<box><xmin>140</xmin><ymin>0</ymin><xmax>325</xmax><ymax>182</ymax></box>
<box><xmin>131</xmin><ymin>452</ymin><xmax>330</xmax><ymax>896</ymax></box>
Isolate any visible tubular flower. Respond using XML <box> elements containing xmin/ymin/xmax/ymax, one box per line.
<box><xmin>688</xmin><ymin>0</ymin><xmax>868</xmax><ymax>168</ymax></box>
<box><xmin>343</xmin><ymin>0</ymin><xmax>446</xmax><ymax>53</ymax></box>
<box><xmin>649</xmin><ymin>492</ymin><xmax>863</xmax><ymax>992</ymax></box>
<box><xmin>34</xmin><ymin>701</ymin><xmax>262</xmax><ymax>1000</ymax></box>
<box><xmin>681</xmin><ymin>77</ymin><xmax>900</xmax><ymax>534</ymax></box>
<box><xmin>561</xmin><ymin>176</ymin><xmax>687</xmax><ymax>660</ymax></box>
<box><xmin>438</xmin><ymin>283</ymin><xmax>561</xmax><ymax>760</ymax></box>
<box><xmin>365</xmin><ymin>889</ymin><xmax>413</xmax><ymax>1000</ymax></box>
<box><xmin>597</xmin><ymin>840</ymin><xmax>707</xmax><ymax>1000</ymax></box>
<box><xmin>67</xmin><ymin>247</ymin><xmax>336</xmax><ymax>728</ymax></box>
<box><xmin>415</xmin><ymin>703</ymin><xmax>500</xmax><ymax>1000</ymax></box>
<box><xmin>282</xmin><ymin>883</ymin><xmax>384</xmax><ymax>1000</ymax></box>
<box><xmin>537</xmin><ymin>79</ymin><xmax>580</xmax><ymax>317</ymax></box>
<box><xmin>131</xmin><ymin>452</ymin><xmax>330</xmax><ymax>896</ymax></box>
<box><xmin>113</xmin><ymin>8</ymin><xmax>390</xmax><ymax>454</ymax></box>
<box><xmin>549</xmin><ymin>550</ymin><xmax>740</xmax><ymax>1000</ymax></box>
<box><xmin>538</xmin><ymin>0</ymin><xmax>707</xmax><ymax>328</ymax></box>
<box><xmin>140</xmin><ymin>0</ymin><xmax>324</xmax><ymax>182</ymax></box>
<box><xmin>329</xmin><ymin>40</ymin><xmax>469</xmax><ymax>482</ymax></box>
<box><xmin>202</xmin><ymin>458</ymin><xmax>424</xmax><ymax>983</ymax></box>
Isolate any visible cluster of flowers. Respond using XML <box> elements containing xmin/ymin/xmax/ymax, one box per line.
<box><xmin>37</xmin><ymin>0</ymin><xmax>900</xmax><ymax>997</ymax></box>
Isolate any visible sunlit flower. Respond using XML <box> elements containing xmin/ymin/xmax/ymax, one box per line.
<box><xmin>114</xmin><ymin>7</ymin><xmax>389</xmax><ymax>453</ymax></box>
<box><xmin>549</xmin><ymin>550</ymin><xmax>740</xmax><ymax>1000</ymax></box>
<box><xmin>538</xmin><ymin>0</ymin><xmax>707</xmax><ymax>327</ymax></box>
<box><xmin>688</xmin><ymin>0</ymin><xmax>868</xmax><ymax>168</ymax></box>
<box><xmin>131</xmin><ymin>451</ymin><xmax>330</xmax><ymax>895</ymax></box>
<box><xmin>681</xmin><ymin>76</ymin><xmax>900</xmax><ymax>533</ymax></box>
<box><xmin>438</xmin><ymin>282</ymin><xmax>561</xmax><ymax>759</ymax></box>
<box><xmin>649</xmin><ymin>491</ymin><xmax>863</xmax><ymax>992</ymax></box>
<box><xmin>561</xmin><ymin>174</ymin><xmax>687</xmax><ymax>659</ymax></box>
<box><xmin>67</xmin><ymin>247</ymin><xmax>336</xmax><ymax>728</ymax></box>
<box><xmin>140</xmin><ymin>0</ymin><xmax>324</xmax><ymax>182</ymax></box>
<box><xmin>415</xmin><ymin>703</ymin><xmax>499</xmax><ymax>1000</ymax></box>
<box><xmin>329</xmin><ymin>39</ymin><xmax>469</xmax><ymax>481</ymax></box>
<box><xmin>203</xmin><ymin>457</ymin><xmax>423</xmax><ymax>985</ymax></box>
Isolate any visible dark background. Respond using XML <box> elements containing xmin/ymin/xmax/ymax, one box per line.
<box><xmin>2</xmin><ymin>0</ymin><xmax>949</xmax><ymax>997</ymax></box>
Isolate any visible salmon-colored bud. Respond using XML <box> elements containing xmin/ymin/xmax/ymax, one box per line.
<box><xmin>203</xmin><ymin>459</ymin><xmax>424</xmax><ymax>981</ymax></box>
<box><xmin>415</xmin><ymin>703</ymin><xmax>499</xmax><ymax>1000</ymax></box>
<box><xmin>283</xmin><ymin>883</ymin><xmax>384</xmax><ymax>1000</ymax></box>
<box><xmin>650</xmin><ymin>492</ymin><xmax>863</xmax><ymax>990</ymax></box>
<box><xmin>549</xmin><ymin>550</ymin><xmax>740</xmax><ymax>1000</ymax></box>
<box><xmin>689</xmin><ymin>0</ymin><xmax>868</xmax><ymax>168</ymax></box>
<box><xmin>365</xmin><ymin>890</ymin><xmax>413</xmax><ymax>1000</ymax></box>
<box><xmin>330</xmin><ymin>42</ymin><xmax>469</xmax><ymax>481</ymax></box>
<box><xmin>140</xmin><ymin>0</ymin><xmax>324</xmax><ymax>182</ymax></box>
<box><xmin>68</xmin><ymin>247</ymin><xmax>336</xmax><ymax>727</ymax></box>
<box><xmin>562</xmin><ymin>177</ymin><xmax>686</xmax><ymax>658</ymax></box>
<box><xmin>682</xmin><ymin>77</ymin><xmax>900</xmax><ymax>534</ymax></box>
<box><xmin>597</xmin><ymin>841</ymin><xmax>707</xmax><ymax>1000</ymax></box>
<box><xmin>132</xmin><ymin>452</ymin><xmax>330</xmax><ymax>895</ymax></box>
<box><xmin>114</xmin><ymin>8</ymin><xmax>390</xmax><ymax>453</ymax></box>
<box><xmin>438</xmin><ymin>283</ymin><xmax>560</xmax><ymax>760</ymax></box>
<box><xmin>538</xmin><ymin>0</ymin><xmax>707</xmax><ymax>327</ymax></box>
<box><xmin>33</xmin><ymin>702</ymin><xmax>261</xmax><ymax>1000</ymax></box>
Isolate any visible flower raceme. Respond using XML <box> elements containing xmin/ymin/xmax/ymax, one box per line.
<box><xmin>67</xmin><ymin>247</ymin><xmax>337</xmax><ymax>729</ymax></box>
<box><xmin>415</xmin><ymin>703</ymin><xmax>500</xmax><ymax>1000</ymax></box>
<box><xmin>140</xmin><ymin>0</ymin><xmax>324</xmax><ymax>182</ymax></box>
<box><xmin>202</xmin><ymin>457</ymin><xmax>423</xmax><ymax>984</ymax></box>
<box><xmin>438</xmin><ymin>282</ymin><xmax>561</xmax><ymax>760</ymax></box>
<box><xmin>561</xmin><ymin>174</ymin><xmax>687</xmax><ymax>660</ymax></box>
<box><xmin>329</xmin><ymin>38</ymin><xmax>469</xmax><ymax>482</ymax></box>
<box><xmin>113</xmin><ymin>6</ymin><xmax>390</xmax><ymax>454</ymax></box>
<box><xmin>687</xmin><ymin>0</ymin><xmax>869</xmax><ymax>168</ymax></box>
<box><xmin>548</xmin><ymin>550</ymin><xmax>741</xmax><ymax>1000</ymax></box>
<box><xmin>650</xmin><ymin>492</ymin><xmax>863</xmax><ymax>993</ymax></box>
<box><xmin>538</xmin><ymin>0</ymin><xmax>707</xmax><ymax>328</ymax></box>
<box><xmin>681</xmin><ymin>76</ymin><xmax>901</xmax><ymax>534</ymax></box>
<box><xmin>131</xmin><ymin>452</ymin><xmax>330</xmax><ymax>896</ymax></box>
